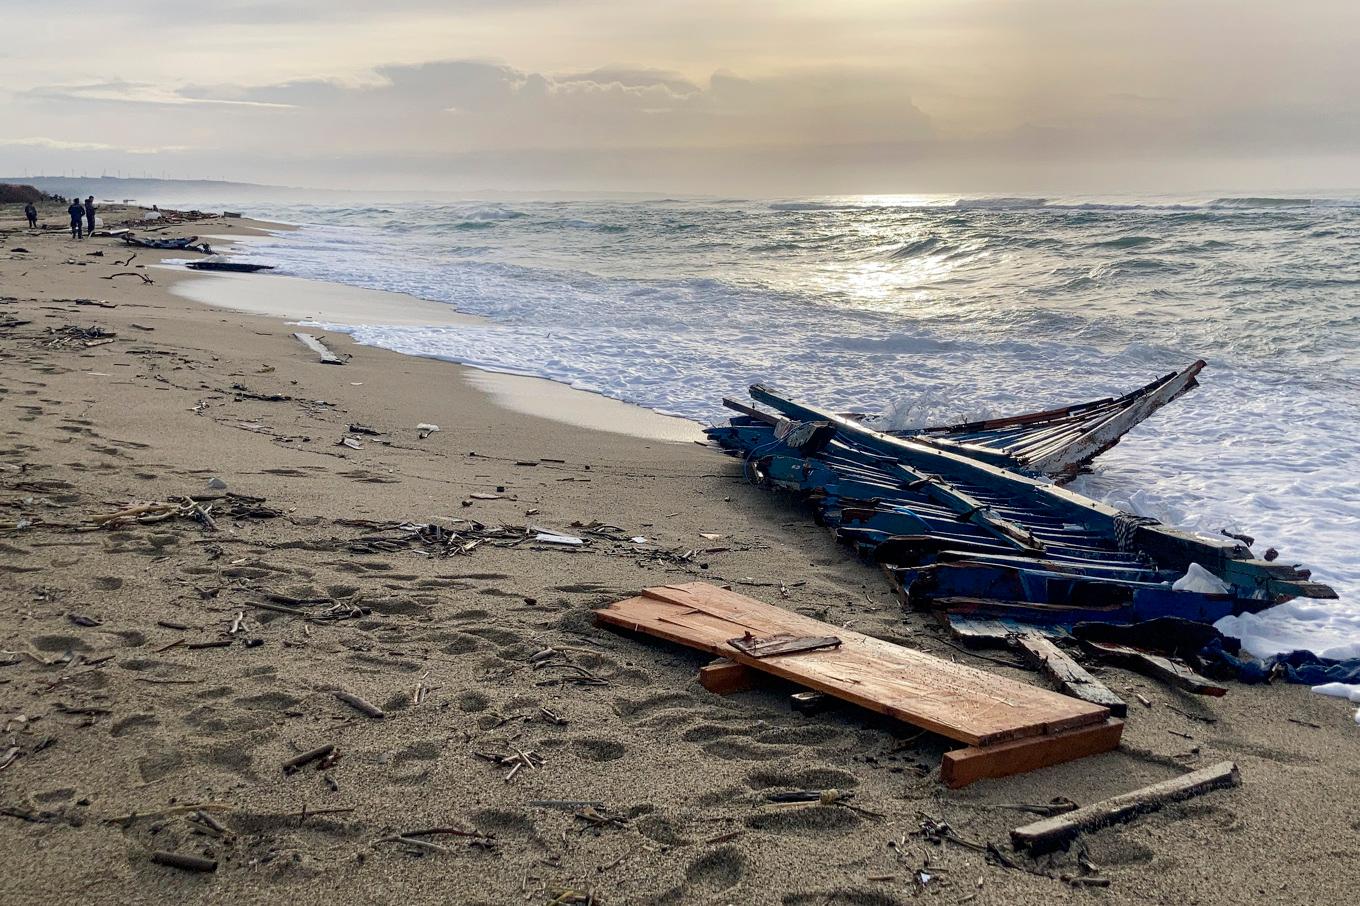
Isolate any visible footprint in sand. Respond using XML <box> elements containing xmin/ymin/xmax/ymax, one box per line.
<box><xmin>613</xmin><ymin>692</ymin><xmax>697</xmax><ymax>719</ymax></box>
<box><xmin>571</xmin><ymin>737</ymin><xmax>626</xmax><ymax>762</ymax></box>
<box><xmin>703</xmin><ymin>739</ymin><xmax>795</xmax><ymax>761</ymax></box>
<box><xmin>745</xmin><ymin>766</ymin><xmax>859</xmax><ymax>790</ymax></box>
<box><xmin>745</xmin><ymin>804</ymin><xmax>861</xmax><ymax>833</ymax></box>
<box><xmin>685</xmin><ymin>846</ymin><xmax>746</xmax><ymax>894</ymax></box>
<box><xmin>469</xmin><ymin>808</ymin><xmax>538</xmax><ymax>839</ymax></box>
<box><xmin>783</xmin><ymin>890</ymin><xmax>905</xmax><ymax>906</ymax></box>
<box><xmin>236</xmin><ymin>691</ymin><xmax>303</xmax><ymax>711</ymax></box>
<box><xmin>110</xmin><ymin>713</ymin><xmax>159</xmax><ymax>738</ymax></box>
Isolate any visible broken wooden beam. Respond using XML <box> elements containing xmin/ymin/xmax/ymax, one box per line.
<box><xmin>1082</xmin><ymin>641</ymin><xmax>1227</xmax><ymax>697</ymax></box>
<box><xmin>292</xmin><ymin>332</ymin><xmax>344</xmax><ymax>365</ymax></box>
<box><xmin>944</xmin><ymin>616</ymin><xmax>1126</xmax><ymax>716</ymax></box>
<box><xmin>943</xmin><ymin>718</ymin><xmax>1123</xmax><ymax>789</ymax></box>
<box><xmin>698</xmin><ymin>658</ymin><xmax>756</xmax><ymax>694</ymax></box>
<box><xmin>1010</xmin><ymin>760</ymin><xmax>1241</xmax><ymax>853</ymax></box>
<box><xmin>1015</xmin><ymin>634</ymin><xmax>1127</xmax><ymax>717</ymax></box>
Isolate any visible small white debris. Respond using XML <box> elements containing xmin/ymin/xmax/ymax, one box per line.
<box><xmin>1171</xmin><ymin>563</ymin><xmax>1231</xmax><ymax>594</ymax></box>
<box><xmin>631</xmin><ymin>536</ymin><xmax>649</xmax><ymax>544</ymax></box>
<box><xmin>207</xmin><ymin>477</ymin><xmax>228</xmax><ymax>490</ymax></box>
<box><xmin>416</xmin><ymin>422</ymin><xmax>440</xmax><ymax>439</ymax></box>
<box><xmin>534</xmin><ymin>532</ymin><xmax>584</xmax><ymax>546</ymax></box>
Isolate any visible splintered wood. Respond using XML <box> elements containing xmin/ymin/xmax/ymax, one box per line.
<box><xmin>596</xmin><ymin>582</ymin><xmax>1122</xmax><ymax>786</ymax></box>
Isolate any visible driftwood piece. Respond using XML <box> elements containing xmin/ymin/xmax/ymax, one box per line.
<box><xmin>151</xmin><ymin>850</ymin><xmax>218</xmax><ymax>872</ymax></box>
<box><xmin>1011</xmin><ymin>761</ymin><xmax>1242</xmax><ymax>853</ymax></box>
<box><xmin>1082</xmin><ymin>641</ymin><xmax>1227</xmax><ymax>697</ymax></box>
<box><xmin>292</xmin><ymin>332</ymin><xmax>344</xmax><ymax>365</ymax></box>
<box><xmin>334</xmin><ymin>691</ymin><xmax>384</xmax><ymax>718</ymax></box>
<box><xmin>283</xmin><ymin>744</ymin><xmax>335</xmax><ymax>775</ymax></box>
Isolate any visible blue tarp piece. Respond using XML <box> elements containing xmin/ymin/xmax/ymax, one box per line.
<box><xmin>1199</xmin><ymin>638</ymin><xmax>1360</xmax><ymax>686</ymax></box>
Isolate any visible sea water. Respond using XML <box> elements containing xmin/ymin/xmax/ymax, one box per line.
<box><xmin>206</xmin><ymin>194</ymin><xmax>1360</xmax><ymax>660</ymax></box>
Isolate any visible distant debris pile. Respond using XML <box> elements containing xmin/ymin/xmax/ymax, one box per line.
<box><xmin>0</xmin><ymin>183</ymin><xmax>44</xmax><ymax>204</ymax></box>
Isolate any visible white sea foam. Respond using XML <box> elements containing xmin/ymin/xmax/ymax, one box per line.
<box><xmin>215</xmin><ymin>195</ymin><xmax>1360</xmax><ymax>659</ymax></box>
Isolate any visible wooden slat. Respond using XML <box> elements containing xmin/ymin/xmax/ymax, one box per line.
<box><xmin>1011</xmin><ymin>761</ymin><xmax>1241</xmax><ymax>852</ymax></box>
<box><xmin>596</xmin><ymin>582</ymin><xmax>1110</xmax><ymax>747</ymax></box>
<box><xmin>698</xmin><ymin>659</ymin><xmax>756</xmax><ymax>694</ymax></box>
<box><xmin>942</xmin><ymin>718</ymin><xmax>1124</xmax><ymax>788</ymax></box>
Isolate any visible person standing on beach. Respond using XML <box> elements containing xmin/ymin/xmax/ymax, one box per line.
<box><xmin>68</xmin><ymin>199</ymin><xmax>84</xmax><ymax>239</ymax></box>
<box><xmin>24</xmin><ymin>202</ymin><xmax>37</xmax><ymax>228</ymax></box>
<box><xmin>84</xmin><ymin>196</ymin><xmax>96</xmax><ymax>235</ymax></box>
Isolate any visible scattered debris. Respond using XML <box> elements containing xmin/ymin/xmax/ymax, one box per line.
<box><xmin>416</xmin><ymin>423</ymin><xmax>440</xmax><ymax>439</ymax></box>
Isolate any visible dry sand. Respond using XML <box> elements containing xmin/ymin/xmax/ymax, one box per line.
<box><xmin>1</xmin><ymin>202</ymin><xmax>1356</xmax><ymax>905</ymax></box>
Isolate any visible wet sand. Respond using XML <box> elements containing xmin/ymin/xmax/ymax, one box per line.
<box><xmin>1</xmin><ymin>202</ymin><xmax>1356</xmax><ymax>905</ymax></box>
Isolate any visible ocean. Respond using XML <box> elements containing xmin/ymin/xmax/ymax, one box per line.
<box><xmin>201</xmin><ymin>194</ymin><xmax>1360</xmax><ymax>659</ymax></box>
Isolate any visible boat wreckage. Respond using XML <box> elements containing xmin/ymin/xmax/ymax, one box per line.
<box><xmin>883</xmin><ymin>361</ymin><xmax>1205</xmax><ymax>481</ymax></box>
<box><xmin>708</xmin><ymin>370</ymin><xmax>1335</xmax><ymax>631</ymax></box>
<box><xmin>596</xmin><ymin>366</ymin><xmax>1342</xmax><ymax>787</ymax></box>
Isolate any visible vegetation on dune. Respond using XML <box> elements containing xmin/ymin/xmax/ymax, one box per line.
<box><xmin>0</xmin><ymin>183</ymin><xmax>45</xmax><ymax>204</ymax></box>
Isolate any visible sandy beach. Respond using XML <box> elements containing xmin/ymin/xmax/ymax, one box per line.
<box><xmin>1</xmin><ymin>203</ymin><xmax>1356</xmax><ymax>904</ymax></box>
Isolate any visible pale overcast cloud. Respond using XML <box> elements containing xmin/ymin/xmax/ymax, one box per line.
<box><xmin>1</xmin><ymin>0</ymin><xmax>1356</xmax><ymax>193</ymax></box>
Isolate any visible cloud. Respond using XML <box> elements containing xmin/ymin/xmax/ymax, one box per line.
<box><xmin>0</xmin><ymin>136</ymin><xmax>192</xmax><ymax>155</ymax></box>
<box><xmin>23</xmin><ymin>80</ymin><xmax>294</xmax><ymax>109</ymax></box>
<box><xmin>169</xmin><ymin>59</ymin><xmax>933</xmax><ymax>156</ymax></box>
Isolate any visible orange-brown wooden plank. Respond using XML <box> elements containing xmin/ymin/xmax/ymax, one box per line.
<box><xmin>698</xmin><ymin>659</ymin><xmax>756</xmax><ymax>694</ymax></box>
<box><xmin>941</xmin><ymin>718</ymin><xmax>1124</xmax><ymax>788</ymax></box>
<box><xmin>595</xmin><ymin>582</ymin><xmax>1109</xmax><ymax>747</ymax></box>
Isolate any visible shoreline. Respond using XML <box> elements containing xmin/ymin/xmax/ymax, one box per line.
<box><xmin>163</xmin><ymin>226</ymin><xmax>703</xmax><ymax>444</ymax></box>
<box><xmin>2</xmin><ymin>205</ymin><xmax>1357</xmax><ymax>905</ymax></box>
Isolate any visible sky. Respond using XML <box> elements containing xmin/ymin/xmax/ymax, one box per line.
<box><xmin>1</xmin><ymin>0</ymin><xmax>1357</xmax><ymax>195</ymax></box>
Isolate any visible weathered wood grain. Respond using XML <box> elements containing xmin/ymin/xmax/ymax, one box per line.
<box><xmin>596</xmin><ymin>582</ymin><xmax>1111</xmax><ymax>747</ymax></box>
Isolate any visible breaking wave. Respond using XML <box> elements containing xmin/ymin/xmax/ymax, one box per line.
<box><xmin>205</xmin><ymin>192</ymin><xmax>1360</xmax><ymax>657</ymax></box>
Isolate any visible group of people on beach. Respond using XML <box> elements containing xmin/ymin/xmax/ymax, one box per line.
<box><xmin>21</xmin><ymin>196</ymin><xmax>96</xmax><ymax>237</ymax></box>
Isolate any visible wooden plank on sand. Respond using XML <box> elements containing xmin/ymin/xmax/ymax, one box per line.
<box><xmin>595</xmin><ymin>582</ymin><xmax>1111</xmax><ymax>748</ymax></box>
<box><xmin>292</xmin><ymin>332</ymin><xmax>344</xmax><ymax>365</ymax></box>
<box><xmin>942</xmin><ymin>718</ymin><xmax>1124</xmax><ymax>789</ymax></box>
<box><xmin>1011</xmin><ymin>760</ymin><xmax>1241</xmax><ymax>853</ymax></box>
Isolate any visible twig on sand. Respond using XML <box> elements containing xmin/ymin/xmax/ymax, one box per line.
<box><xmin>334</xmin><ymin>691</ymin><xmax>384</xmax><ymax>719</ymax></box>
<box><xmin>151</xmin><ymin>850</ymin><xmax>217</xmax><ymax>872</ymax></box>
<box><xmin>282</xmin><ymin>744</ymin><xmax>336</xmax><ymax>775</ymax></box>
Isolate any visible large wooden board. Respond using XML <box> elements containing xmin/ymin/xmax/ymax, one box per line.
<box><xmin>596</xmin><ymin>582</ymin><xmax>1111</xmax><ymax>747</ymax></box>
